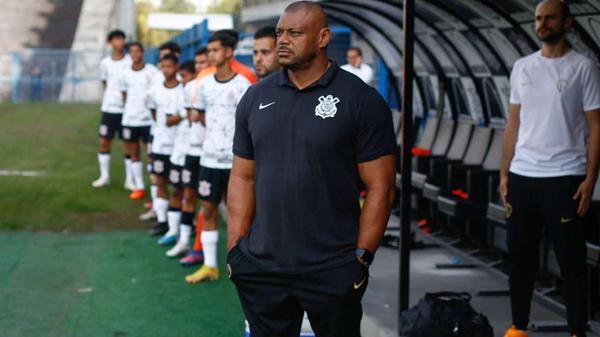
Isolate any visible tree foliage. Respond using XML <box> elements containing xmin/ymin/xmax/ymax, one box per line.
<box><xmin>159</xmin><ymin>0</ymin><xmax>196</xmax><ymax>13</ymax></box>
<box><xmin>207</xmin><ymin>0</ymin><xmax>241</xmax><ymax>14</ymax></box>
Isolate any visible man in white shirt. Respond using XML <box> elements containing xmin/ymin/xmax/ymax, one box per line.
<box><xmin>185</xmin><ymin>34</ymin><xmax>251</xmax><ymax>284</ymax></box>
<box><xmin>119</xmin><ymin>42</ymin><xmax>160</xmax><ymax>201</ymax></box>
<box><xmin>499</xmin><ymin>1</ymin><xmax>600</xmax><ymax>337</ymax></box>
<box><xmin>341</xmin><ymin>47</ymin><xmax>373</xmax><ymax>85</ymax></box>
<box><xmin>92</xmin><ymin>30</ymin><xmax>132</xmax><ymax>188</ymax></box>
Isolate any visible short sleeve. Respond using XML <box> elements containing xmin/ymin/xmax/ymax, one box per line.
<box><xmin>509</xmin><ymin>61</ymin><xmax>521</xmax><ymax>105</ymax></box>
<box><xmin>178</xmin><ymin>87</ymin><xmax>187</xmax><ymax>118</ymax></box>
<box><xmin>183</xmin><ymin>82</ymin><xmax>193</xmax><ymax>109</ymax></box>
<box><xmin>99</xmin><ymin>60</ymin><xmax>108</xmax><ymax>81</ymax></box>
<box><xmin>236</xmin><ymin>79</ymin><xmax>251</xmax><ymax>105</ymax></box>
<box><xmin>194</xmin><ymin>81</ymin><xmax>207</xmax><ymax>111</ymax></box>
<box><xmin>147</xmin><ymin>88</ymin><xmax>156</xmax><ymax>110</ymax></box>
<box><xmin>582</xmin><ymin>62</ymin><xmax>600</xmax><ymax>112</ymax></box>
<box><xmin>118</xmin><ymin>73</ymin><xmax>127</xmax><ymax>92</ymax></box>
<box><xmin>355</xmin><ymin>87</ymin><xmax>397</xmax><ymax>163</ymax></box>
<box><xmin>151</xmin><ymin>66</ymin><xmax>163</xmax><ymax>86</ymax></box>
<box><xmin>232</xmin><ymin>89</ymin><xmax>254</xmax><ymax>160</ymax></box>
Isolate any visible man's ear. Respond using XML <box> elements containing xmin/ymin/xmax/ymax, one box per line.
<box><xmin>318</xmin><ymin>27</ymin><xmax>331</xmax><ymax>49</ymax></box>
<box><xmin>564</xmin><ymin>15</ymin><xmax>574</xmax><ymax>30</ymax></box>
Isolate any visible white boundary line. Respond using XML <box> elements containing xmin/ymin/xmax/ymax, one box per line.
<box><xmin>0</xmin><ymin>170</ymin><xmax>46</xmax><ymax>177</ymax></box>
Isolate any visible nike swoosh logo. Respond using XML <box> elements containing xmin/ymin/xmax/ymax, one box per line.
<box><xmin>353</xmin><ymin>277</ymin><xmax>366</xmax><ymax>290</ymax></box>
<box><xmin>560</xmin><ymin>217</ymin><xmax>574</xmax><ymax>224</ymax></box>
<box><xmin>259</xmin><ymin>101</ymin><xmax>276</xmax><ymax>110</ymax></box>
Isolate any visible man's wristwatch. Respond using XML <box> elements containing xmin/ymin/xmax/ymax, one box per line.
<box><xmin>356</xmin><ymin>248</ymin><xmax>374</xmax><ymax>267</ymax></box>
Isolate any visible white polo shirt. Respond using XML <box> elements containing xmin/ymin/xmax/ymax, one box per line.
<box><xmin>509</xmin><ymin>50</ymin><xmax>600</xmax><ymax>177</ymax></box>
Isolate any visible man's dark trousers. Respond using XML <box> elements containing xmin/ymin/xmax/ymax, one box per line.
<box><xmin>506</xmin><ymin>173</ymin><xmax>588</xmax><ymax>336</ymax></box>
<box><xmin>227</xmin><ymin>246</ymin><xmax>369</xmax><ymax>337</ymax></box>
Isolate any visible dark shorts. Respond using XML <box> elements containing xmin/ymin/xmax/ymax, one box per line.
<box><xmin>169</xmin><ymin>164</ymin><xmax>184</xmax><ymax>188</ymax></box>
<box><xmin>99</xmin><ymin>112</ymin><xmax>122</xmax><ymax>140</ymax></box>
<box><xmin>228</xmin><ymin>246</ymin><xmax>368</xmax><ymax>337</ymax></box>
<box><xmin>182</xmin><ymin>155</ymin><xmax>201</xmax><ymax>189</ymax></box>
<box><xmin>151</xmin><ymin>154</ymin><xmax>171</xmax><ymax>178</ymax></box>
<box><xmin>198</xmin><ymin>166</ymin><xmax>230</xmax><ymax>203</ymax></box>
<box><xmin>122</xmin><ymin>126</ymin><xmax>151</xmax><ymax>143</ymax></box>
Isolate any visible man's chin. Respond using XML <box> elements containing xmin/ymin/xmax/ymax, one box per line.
<box><xmin>279</xmin><ymin>60</ymin><xmax>296</xmax><ymax>68</ymax></box>
<box><xmin>538</xmin><ymin>32</ymin><xmax>565</xmax><ymax>44</ymax></box>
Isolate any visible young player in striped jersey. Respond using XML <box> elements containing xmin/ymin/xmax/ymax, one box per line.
<box><xmin>119</xmin><ymin>42</ymin><xmax>161</xmax><ymax>200</ymax></box>
<box><xmin>148</xmin><ymin>54</ymin><xmax>187</xmax><ymax>237</ymax></box>
<box><xmin>92</xmin><ymin>30</ymin><xmax>132</xmax><ymax>188</ymax></box>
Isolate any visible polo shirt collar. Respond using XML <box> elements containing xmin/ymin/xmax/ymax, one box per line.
<box><xmin>278</xmin><ymin>60</ymin><xmax>339</xmax><ymax>90</ymax></box>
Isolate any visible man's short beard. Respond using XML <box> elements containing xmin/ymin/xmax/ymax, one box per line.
<box><xmin>281</xmin><ymin>51</ymin><xmax>318</xmax><ymax>71</ymax></box>
<box><xmin>538</xmin><ymin>30</ymin><xmax>566</xmax><ymax>44</ymax></box>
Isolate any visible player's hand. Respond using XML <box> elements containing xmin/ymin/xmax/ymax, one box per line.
<box><xmin>573</xmin><ymin>178</ymin><xmax>595</xmax><ymax>217</ymax></box>
<box><xmin>499</xmin><ymin>173</ymin><xmax>509</xmax><ymax>207</ymax></box>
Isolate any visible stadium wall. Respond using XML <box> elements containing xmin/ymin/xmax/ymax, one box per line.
<box><xmin>0</xmin><ymin>0</ymin><xmax>85</xmax><ymax>101</ymax></box>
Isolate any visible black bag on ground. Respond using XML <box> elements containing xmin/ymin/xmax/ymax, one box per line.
<box><xmin>398</xmin><ymin>292</ymin><xmax>494</xmax><ymax>337</ymax></box>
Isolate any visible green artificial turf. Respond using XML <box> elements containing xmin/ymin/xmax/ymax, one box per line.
<box><xmin>0</xmin><ymin>103</ymin><xmax>245</xmax><ymax>336</ymax></box>
<box><xmin>0</xmin><ymin>230</ymin><xmax>245</xmax><ymax>337</ymax></box>
<box><xmin>0</xmin><ymin>103</ymin><xmax>151</xmax><ymax>231</ymax></box>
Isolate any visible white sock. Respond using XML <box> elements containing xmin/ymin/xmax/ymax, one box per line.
<box><xmin>132</xmin><ymin>161</ymin><xmax>145</xmax><ymax>190</ymax></box>
<box><xmin>151</xmin><ymin>185</ymin><xmax>158</xmax><ymax>202</ymax></box>
<box><xmin>153</xmin><ymin>198</ymin><xmax>169</xmax><ymax>223</ymax></box>
<box><xmin>201</xmin><ymin>230</ymin><xmax>219</xmax><ymax>268</ymax></box>
<box><xmin>179</xmin><ymin>224</ymin><xmax>192</xmax><ymax>245</ymax></box>
<box><xmin>166</xmin><ymin>209</ymin><xmax>181</xmax><ymax>236</ymax></box>
<box><xmin>125</xmin><ymin>157</ymin><xmax>132</xmax><ymax>182</ymax></box>
<box><xmin>98</xmin><ymin>153</ymin><xmax>111</xmax><ymax>179</ymax></box>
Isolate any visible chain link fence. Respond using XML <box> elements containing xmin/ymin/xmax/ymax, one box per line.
<box><xmin>0</xmin><ymin>49</ymin><xmax>104</xmax><ymax>103</ymax></box>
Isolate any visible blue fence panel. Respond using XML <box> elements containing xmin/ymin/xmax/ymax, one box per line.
<box><xmin>145</xmin><ymin>20</ymin><xmax>211</xmax><ymax>65</ymax></box>
<box><xmin>2</xmin><ymin>48</ymin><xmax>104</xmax><ymax>102</ymax></box>
<box><xmin>328</xmin><ymin>25</ymin><xmax>352</xmax><ymax>66</ymax></box>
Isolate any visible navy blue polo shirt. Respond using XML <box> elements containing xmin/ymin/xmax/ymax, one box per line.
<box><xmin>233</xmin><ymin>61</ymin><xmax>396</xmax><ymax>273</ymax></box>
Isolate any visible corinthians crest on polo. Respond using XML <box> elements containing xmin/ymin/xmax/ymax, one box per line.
<box><xmin>315</xmin><ymin>95</ymin><xmax>340</xmax><ymax>119</ymax></box>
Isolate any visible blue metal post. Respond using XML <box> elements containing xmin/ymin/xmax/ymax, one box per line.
<box><xmin>377</xmin><ymin>58</ymin><xmax>390</xmax><ymax>104</ymax></box>
<box><xmin>11</xmin><ymin>52</ymin><xmax>21</xmax><ymax>102</ymax></box>
<box><xmin>71</xmin><ymin>51</ymin><xmax>77</xmax><ymax>102</ymax></box>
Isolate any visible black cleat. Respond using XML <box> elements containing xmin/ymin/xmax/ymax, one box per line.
<box><xmin>149</xmin><ymin>222</ymin><xmax>168</xmax><ymax>236</ymax></box>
